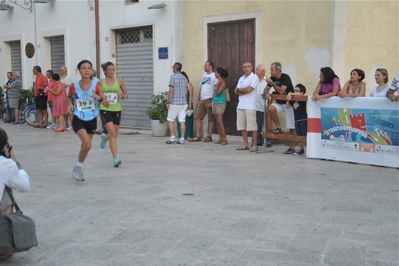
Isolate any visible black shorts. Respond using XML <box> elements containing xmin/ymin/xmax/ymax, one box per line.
<box><xmin>100</xmin><ymin>110</ymin><xmax>121</xmax><ymax>126</ymax></box>
<box><xmin>35</xmin><ymin>96</ymin><xmax>48</xmax><ymax>110</ymax></box>
<box><xmin>72</xmin><ymin>115</ymin><xmax>97</xmax><ymax>134</ymax></box>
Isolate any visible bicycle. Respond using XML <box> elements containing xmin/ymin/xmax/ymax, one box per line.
<box><xmin>22</xmin><ymin>98</ymin><xmax>37</xmax><ymax>126</ymax></box>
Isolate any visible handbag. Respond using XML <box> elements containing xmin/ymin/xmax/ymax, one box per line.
<box><xmin>37</xmin><ymin>89</ymin><xmax>45</xmax><ymax>97</ymax></box>
<box><xmin>0</xmin><ymin>187</ymin><xmax>38</xmax><ymax>255</ymax></box>
<box><xmin>225</xmin><ymin>88</ymin><xmax>231</xmax><ymax>102</ymax></box>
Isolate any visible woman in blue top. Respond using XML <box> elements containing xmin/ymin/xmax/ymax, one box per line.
<box><xmin>67</xmin><ymin>60</ymin><xmax>109</xmax><ymax>181</ymax></box>
<box><xmin>212</xmin><ymin>67</ymin><xmax>229</xmax><ymax>145</ymax></box>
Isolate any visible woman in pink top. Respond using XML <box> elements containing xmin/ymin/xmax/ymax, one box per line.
<box><xmin>46</xmin><ymin>73</ymin><xmax>68</xmax><ymax>132</ymax></box>
<box><xmin>312</xmin><ymin>67</ymin><xmax>341</xmax><ymax>102</ymax></box>
<box><xmin>339</xmin><ymin>69</ymin><xmax>366</xmax><ymax>98</ymax></box>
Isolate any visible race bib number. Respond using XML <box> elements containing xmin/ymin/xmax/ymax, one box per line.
<box><xmin>76</xmin><ymin>99</ymin><xmax>95</xmax><ymax>112</ymax></box>
<box><xmin>105</xmin><ymin>93</ymin><xmax>118</xmax><ymax>104</ymax></box>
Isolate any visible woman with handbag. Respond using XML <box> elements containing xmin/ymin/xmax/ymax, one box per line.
<box><xmin>212</xmin><ymin>67</ymin><xmax>229</xmax><ymax>145</ymax></box>
<box><xmin>0</xmin><ymin>128</ymin><xmax>30</xmax><ymax>260</ymax></box>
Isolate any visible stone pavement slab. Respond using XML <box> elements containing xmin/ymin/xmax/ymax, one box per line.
<box><xmin>1</xmin><ymin>123</ymin><xmax>398</xmax><ymax>266</ymax></box>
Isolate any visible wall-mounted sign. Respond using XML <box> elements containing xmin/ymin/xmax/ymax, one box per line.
<box><xmin>25</xmin><ymin>43</ymin><xmax>35</xmax><ymax>58</ymax></box>
<box><xmin>158</xmin><ymin>47</ymin><xmax>168</xmax><ymax>60</ymax></box>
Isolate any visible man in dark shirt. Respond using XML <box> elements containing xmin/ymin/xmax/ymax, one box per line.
<box><xmin>264</xmin><ymin>62</ymin><xmax>296</xmax><ymax>154</ymax></box>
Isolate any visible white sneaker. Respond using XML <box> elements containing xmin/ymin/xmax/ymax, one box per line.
<box><xmin>72</xmin><ymin>164</ymin><xmax>84</xmax><ymax>181</ymax></box>
<box><xmin>66</xmin><ymin>126</ymin><xmax>73</xmax><ymax>131</ymax></box>
<box><xmin>47</xmin><ymin>123</ymin><xmax>55</xmax><ymax>129</ymax></box>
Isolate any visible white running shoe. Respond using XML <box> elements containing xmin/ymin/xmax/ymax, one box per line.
<box><xmin>72</xmin><ymin>164</ymin><xmax>84</xmax><ymax>181</ymax></box>
<box><xmin>47</xmin><ymin>123</ymin><xmax>55</xmax><ymax>129</ymax></box>
<box><xmin>66</xmin><ymin>126</ymin><xmax>73</xmax><ymax>131</ymax></box>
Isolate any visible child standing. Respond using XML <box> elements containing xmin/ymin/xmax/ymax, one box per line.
<box><xmin>286</xmin><ymin>83</ymin><xmax>307</xmax><ymax>155</ymax></box>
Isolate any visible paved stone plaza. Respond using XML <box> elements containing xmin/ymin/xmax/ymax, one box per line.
<box><xmin>1</xmin><ymin>123</ymin><xmax>398</xmax><ymax>266</ymax></box>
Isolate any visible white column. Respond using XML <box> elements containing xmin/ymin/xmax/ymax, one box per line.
<box><xmin>331</xmin><ymin>0</ymin><xmax>347</xmax><ymax>80</ymax></box>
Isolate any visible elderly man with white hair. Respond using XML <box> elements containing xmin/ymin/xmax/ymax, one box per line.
<box><xmin>4</xmin><ymin>72</ymin><xmax>22</xmax><ymax>124</ymax></box>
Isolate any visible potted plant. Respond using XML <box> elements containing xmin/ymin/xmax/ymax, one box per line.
<box><xmin>146</xmin><ymin>91</ymin><xmax>169</xmax><ymax>136</ymax></box>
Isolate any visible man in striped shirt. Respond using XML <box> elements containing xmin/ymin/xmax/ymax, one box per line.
<box><xmin>165</xmin><ymin>62</ymin><xmax>188</xmax><ymax>144</ymax></box>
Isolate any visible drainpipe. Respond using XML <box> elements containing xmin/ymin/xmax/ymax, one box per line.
<box><xmin>95</xmin><ymin>0</ymin><xmax>100</xmax><ymax>77</ymax></box>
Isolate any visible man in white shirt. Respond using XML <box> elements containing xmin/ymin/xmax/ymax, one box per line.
<box><xmin>188</xmin><ymin>60</ymin><xmax>216</xmax><ymax>142</ymax></box>
<box><xmin>387</xmin><ymin>73</ymin><xmax>399</xmax><ymax>102</ymax></box>
<box><xmin>60</xmin><ymin>66</ymin><xmax>73</xmax><ymax>130</ymax></box>
<box><xmin>235</xmin><ymin>62</ymin><xmax>259</xmax><ymax>152</ymax></box>
<box><xmin>253</xmin><ymin>64</ymin><xmax>273</xmax><ymax>147</ymax></box>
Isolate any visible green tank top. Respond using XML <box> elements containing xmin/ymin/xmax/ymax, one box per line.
<box><xmin>213</xmin><ymin>86</ymin><xmax>226</xmax><ymax>104</ymax></box>
<box><xmin>100</xmin><ymin>78</ymin><xmax>121</xmax><ymax>112</ymax></box>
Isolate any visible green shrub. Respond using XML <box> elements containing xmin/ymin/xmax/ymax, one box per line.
<box><xmin>19</xmin><ymin>87</ymin><xmax>34</xmax><ymax>105</ymax></box>
<box><xmin>145</xmin><ymin>91</ymin><xmax>168</xmax><ymax>124</ymax></box>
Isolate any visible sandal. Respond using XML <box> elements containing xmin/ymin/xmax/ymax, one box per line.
<box><xmin>221</xmin><ymin>139</ymin><xmax>228</xmax><ymax>145</ymax></box>
<box><xmin>188</xmin><ymin>136</ymin><xmax>202</xmax><ymax>142</ymax></box>
<box><xmin>203</xmin><ymin>136</ymin><xmax>213</xmax><ymax>142</ymax></box>
<box><xmin>273</xmin><ymin>128</ymin><xmax>282</xmax><ymax>134</ymax></box>
<box><xmin>250</xmin><ymin>146</ymin><xmax>259</xmax><ymax>152</ymax></box>
<box><xmin>236</xmin><ymin>145</ymin><xmax>249</xmax><ymax>151</ymax></box>
<box><xmin>214</xmin><ymin>139</ymin><xmax>223</xmax><ymax>144</ymax></box>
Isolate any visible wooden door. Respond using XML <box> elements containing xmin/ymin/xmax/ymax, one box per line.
<box><xmin>208</xmin><ymin>19</ymin><xmax>255</xmax><ymax>136</ymax></box>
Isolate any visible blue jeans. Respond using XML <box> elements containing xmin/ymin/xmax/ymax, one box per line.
<box><xmin>295</xmin><ymin>120</ymin><xmax>307</xmax><ymax>136</ymax></box>
<box><xmin>6</xmin><ymin>98</ymin><xmax>14</xmax><ymax>122</ymax></box>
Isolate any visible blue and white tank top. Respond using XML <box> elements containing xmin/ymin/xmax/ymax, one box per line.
<box><xmin>73</xmin><ymin>80</ymin><xmax>99</xmax><ymax>121</ymax></box>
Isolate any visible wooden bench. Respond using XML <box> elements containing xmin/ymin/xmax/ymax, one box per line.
<box><xmin>264</xmin><ymin>94</ymin><xmax>308</xmax><ymax>142</ymax></box>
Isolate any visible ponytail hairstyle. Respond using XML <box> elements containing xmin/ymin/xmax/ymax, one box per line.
<box><xmin>216</xmin><ymin>67</ymin><xmax>229</xmax><ymax>79</ymax></box>
<box><xmin>101</xmin><ymin>61</ymin><xmax>114</xmax><ymax>72</ymax></box>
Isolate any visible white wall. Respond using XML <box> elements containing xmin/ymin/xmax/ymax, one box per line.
<box><xmin>98</xmin><ymin>0</ymin><xmax>182</xmax><ymax>94</ymax></box>
<box><xmin>0</xmin><ymin>0</ymin><xmax>95</xmax><ymax>88</ymax></box>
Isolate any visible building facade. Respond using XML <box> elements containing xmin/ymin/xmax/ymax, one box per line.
<box><xmin>0</xmin><ymin>0</ymin><xmax>183</xmax><ymax>128</ymax></box>
<box><xmin>182</xmin><ymin>0</ymin><xmax>398</xmax><ymax>134</ymax></box>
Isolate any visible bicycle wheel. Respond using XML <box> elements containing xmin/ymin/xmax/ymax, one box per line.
<box><xmin>19</xmin><ymin>105</ymin><xmax>26</xmax><ymax>124</ymax></box>
<box><xmin>24</xmin><ymin>107</ymin><xmax>37</xmax><ymax>126</ymax></box>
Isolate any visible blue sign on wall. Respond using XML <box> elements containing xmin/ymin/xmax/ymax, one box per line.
<box><xmin>158</xmin><ymin>47</ymin><xmax>168</xmax><ymax>60</ymax></box>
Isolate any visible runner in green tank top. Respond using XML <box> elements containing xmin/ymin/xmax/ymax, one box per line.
<box><xmin>98</xmin><ymin>62</ymin><xmax>129</xmax><ymax>167</ymax></box>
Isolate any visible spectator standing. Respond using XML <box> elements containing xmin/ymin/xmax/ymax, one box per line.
<box><xmin>370</xmin><ymin>68</ymin><xmax>390</xmax><ymax>97</ymax></box>
<box><xmin>188</xmin><ymin>60</ymin><xmax>216</xmax><ymax>142</ymax></box>
<box><xmin>32</xmin><ymin>66</ymin><xmax>49</xmax><ymax>128</ymax></box>
<box><xmin>254</xmin><ymin>64</ymin><xmax>273</xmax><ymax>147</ymax></box>
<box><xmin>4</xmin><ymin>72</ymin><xmax>14</xmax><ymax>123</ymax></box>
<box><xmin>45</xmin><ymin>70</ymin><xmax>57</xmax><ymax>129</ymax></box>
<box><xmin>312</xmin><ymin>67</ymin><xmax>341</xmax><ymax>101</ymax></box>
<box><xmin>264</xmin><ymin>62</ymin><xmax>296</xmax><ymax>154</ymax></box>
<box><xmin>176</xmin><ymin>71</ymin><xmax>194</xmax><ymax>139</ymax></box>
<box><xmin>4</xmin><ymin>72</ymin><xmax>22</xmax><ymax>124</ymax></box>
<box><xmin>235</xmin><ymin>62</ymin><xmax>259</xmax><ymax>152</ymax></box>
<box><xmin>45</xmin><ymin>73</ymin><xmax>68</xmax><ymax>132</ymax></box>
<box><xmin>165</xmin><ymin>62</ymin><xmax>188</xmax><ymax>144</ymax></box>
<box><xmin>60</xmin><ymin>66</ymin><xmax>73</xmax><ymax>130</ymax></box>
<box><xmin>286</xmin><ymin>84</ymin><xmax>307</xmax><ymax>155</ymax></box>
<box><xmin>213</xmin><ymin>67</ymin><xmax>229</xmax><ymax>145</ymax></box>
